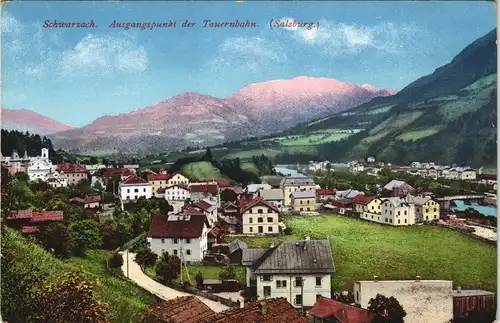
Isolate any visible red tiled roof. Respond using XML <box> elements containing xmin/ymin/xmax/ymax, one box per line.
<box><xmin>194</xmin><ymin>200</ymin><xmax>216</xmax><ymax>212</ymax></box>
<box><xmin>21</xmin><ymin>226</ymin><xmax>39</xmax><ymax>233</ymax></box>
<box><xmin>84</xmin><ymin>195</ymin><xmax>101</xmax><ymax>204</ymax></box>
<box><xmin>330</xmin><ymin>200</ymin><xmax>353</xmax><ymax>207</ymax></box>
<box><xmin>7</xmin><ymin>210</ymin><xmax>64</xmax><ymax>222</ymax></box>
<box><xmin>239</xmin><ymin>197</ymin><xmax>279</xmax><ymax>213</ymax></box>
<box><xmin>208</xmin><ymin>226</ymin><xmax>222</xmax><ymax>237</ymax></box>
<box><xmin>352</xmin><ymin>195</ymin><xmax>376</xmax><ymax>205</ymax></box>
<box><xmin>189</xmin><ymin>183</ymin><xmax>219</xmax><ymax>195</ymax></box>
<box><xmin>147</xmin><ymin>173</ymin><xmax>172</xmax><ymax>181</ymax></box>
<box><xmin>317</xmin><ymin>188</ymin><xmax>335</xmax><ymax>195</ymax></box>
<box><xmin>215</xmin><ymin>179</ymin><xmax>230</xmax><ymax>187</ymax></box>
<box><xmin>309</xmin><ymin>298</ymin><xmax>375</xmax><ymax>323</ymax></box>
<box><xmin>147</xmin><ymin>296</ymin><xmax>215</xmax><ymax>323</ymax></box>
<box><xmin>166</xmin><ymin>184</ymin><xmax>190</xmax><ymax>190</ymax></box>
<box><xmin>203</xmin><ymin>298</ymin><xmax>307</xmax><ymax>323</ymax></box>
<box><xmin>56</xmin><ymin>162</ymin><xmax>87</xmax><ymax>173</ymax></box>
<box><xmin>121</xmin><ymin>175</ymin><xmax>148</xmax><ymax>185</ymax></box>
<box><xmin>69</xmin><ymin>197</ymin><xmax>86</xmax><ymax>204</ymax></box>
<box><xmin>146</xmin><ymin>213</ymin><xmax>209</xmax><ymax>238</ymax></box>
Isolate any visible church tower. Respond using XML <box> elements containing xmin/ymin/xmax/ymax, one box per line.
<box><xmin>41</xmin><ymin>148</ymin><xmax>49</xmax><ymax>159</ymax></box>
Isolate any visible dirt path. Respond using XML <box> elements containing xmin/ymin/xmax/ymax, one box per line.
<box><xmin>119</xmin><ymin>251</ymin><xmax>229</xmax><ymax>312</ymax></box>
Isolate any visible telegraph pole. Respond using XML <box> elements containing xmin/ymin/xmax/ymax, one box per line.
<box><xmin>126</xmin><ymin>249</ymin><xmax>129</xmax><ymax>278</ymax></box>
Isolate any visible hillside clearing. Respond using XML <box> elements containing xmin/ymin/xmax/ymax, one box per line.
<box><xmin>225</xmin><ymin>215</ymin><xmax>497</xmax><ymax>292</ymax></box>
<box><xmin>397</xmin><ymin>128</ymin><xmax>440</xmax><ymax>141</ymax></box>
<box><xmin>181</xmin><ymin>161</ymin><xmax>224</xmax><ymax>180</ymax></box>
<box><xmin>225</xmin><ymin>149</ymin><xmax>281</xmax><ymax>160</ymax></box>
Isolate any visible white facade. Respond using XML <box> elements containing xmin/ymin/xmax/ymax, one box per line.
<box><xmin>164</xmin><ymin>185</ymin><xmax>191</xmax><ymax>201</ymax></box>
<box><xmin>361</xmin><ymin>197</ymin><xmax>416</xmax><ymax>226</ymax></box>
<box><xmin>253</xmin><ymin>273</ymin><xmax>331</xmax><ymax>308</ymax></box>
<box><xmin>242</xmin><ymin>204</ymin><xmax>280</xmax><ymax>235</ymax></box>
<box><xmin>119</xmin><ymin>182</ymin><xmax>152</xmax><ymax>210</ymax></box>
<box><xmin>27</xmin><ymin>159</ymin><xmax>54</xmax><ymax>181</ymax></box>
<box><xmin>147</xmin><ymin>222</ymin><xmax>209</xmax><ymax>262</ymax></box>
<box><xmin>46</xmin><ymin>172</ymin><xmax>68</xmax><ymax>188</ymax></box>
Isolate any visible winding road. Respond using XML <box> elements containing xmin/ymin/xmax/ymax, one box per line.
<box><xmin>119</xmin><ymin>251</ymin><xmax>229</xmax><ymax>312</ymax></box>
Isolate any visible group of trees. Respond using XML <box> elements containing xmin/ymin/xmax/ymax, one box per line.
<box><xmin>155</xmin><ymin>252</ymin><xmax>181</xmax><ymax>284</ymax></box>
<box><xmin>251</xmin><ymin>154</ymin><xmax>276</xmax><ymax>175</ymax></box>
<box><xmin>1</xmin><ymin>129</ymin><xmax>62</xmax><ymax>163</ymax></box>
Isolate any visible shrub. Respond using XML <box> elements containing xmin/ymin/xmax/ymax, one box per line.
<box><xmin>284</xmin><ymin>227</ymin><xmax>293</xmax><ymax>235</ymax></box>
<box><xmin>109</xmin><ymin>253</ymin><xmax>124</xmax><ymax>268</ymax></box>
<box><xmin>219</xmin><ymin>265</ymin><xmax>236</xmax><ymax>281</ymax></box>
<box><xmin>135</xmin><ymin>249</ymin><xmax>158</xmax><ymax>268</ymax></box>
<box><xmin>195</xmin><ymin>272</ymin><xmax>204</xmax><ymax>288</ymax></box>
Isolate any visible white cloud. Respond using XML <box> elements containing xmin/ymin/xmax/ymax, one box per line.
<box><xmin>286</xmin><ymin>18</ymin><xmax>425</xmax><ymax>56</ymax></box>
<box><xmin>209</xmin><ymin>36</ymin><xmax>286</xmax><ymax>73</ymax></box>
<box><xmin>60</xmin><ymin>34</ymin><xmax>148</xmax><ymax>76</ymax></box>
<box><xmin>2</xmin><ymin>13</ymin><xmax>24</xmax><ymax>34</ymax></box>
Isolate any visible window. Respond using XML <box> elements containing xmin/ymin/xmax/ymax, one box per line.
<box><xmin>134</xmin><ymin>188</ymin><xmax>139</xmax><ymax>193</ymax></box>
<box><xmin>295</xmin><ymin>295</ymin><xmax>303</xmax><ymax>305</ymax></box>
<box><xmin>263</xmin><ymin>286</ymin><xmax>271</xmax><ymax>297</ymax></box>
<box><xmin>389</xmin><ymin>219</ymin><xmax>392</xmax><ymax>223</ymax></box>
<box><xmin>268</xmin><ymin>226</ymin><xmax>273</xmax><ymax>232</ymax></box>
<box><xmin>294</xmin><ymin>277</ymin><xmax>302</xmax><ymax>287</ymax></box>
<box><xmin>186</xmin><ymin>238</ymin><xmax>191</xmax><ymax>244</ymax></box>
<box><xmin>356</xmin><ymin>291</ymin><xmax>360</xmax><ymax>301</ymax></box>
<box><xmin>300</xmin><ymin>200</ymin><xmax>303</xmax><ymax>205</ymax></box>
<box><xmin>315</xmin><ymin>277</ymin><xmax>322</xmax><ymax>286</ymax></box>
<box><xmin>276</xmin><ymin>280</ymin><xmax>287</xmax><ymax>288</ymax></box>
<box><xmin>397</xmin><ymin>211</ymin><xmax>400</xmax><ymax>216</ymax></box>
<box><xmin>316</xmin><ymin>294</ymin><xmax>322</xmax><ymax>300</ymax></box>
<box><xmin>267</xmin><ymin>209</ymin><xmax>272</xmax><ymax>213</ymax></box>
<box><xmin>173</xmin><ymin>238</ymin><xmax>179</xmax><ymax>244</ymax></box>
<box><xmin>249</xmin><ymin>209</ymin><xmax>253</xmax><ymax>213</ymax></box>
<box><xmin>127</xmin><ymin>189</ymin><xmax>130</xmax><ymax>193</ymax></box>
<box><xmin>267</xmin><ymin>217</ymin><xmax>273</xmax><ymax>223</ymax></box>
<box><xmin>405</xmin><ymin>219</ymin><xmax>407</xmax><ymax>223</ymax></box>
<box><xmin>258</xmin><ymin>217</ymin><xmax>263</xmax><ymax>223</ymax></box>
<box><xmin>434</xmin><ymin>208</ymin><xmax>437</xmax><ymax>212</ymax></box>
<box><xmin>398</xmin><ymin>220</ymin><xmax>400</xmax><ymax>224</ymax></box>
<box><xmin>404</xmin><ymin>211</ymin><xmax>407</xmax><ymax>215</ymax></box>
<box><xmin>262</xmin><ymin>275</ymin><xmax>272</xmax><ymax>282</ymax></box>
<box><xmin>258</xmin><ymin>209</ymin><xmax>263</xmax><ymax>214</ymax></box>
<box><xmin>161</xmin><ymin>238</ymin><xmax>165</xmax><ymax>244</ymax></box>
<box><xmin>186</xmin><ymin>249</ymin><xmax>191</xmax><ymax>255</ymax></box>
<box><xmin>300</xmin><ymin>208</ymin><xmax>303</xmax><ymax>211</ymax></box>
<box><xmin>307</xmin><ymin>200</ymin><xmax>310</xmax><ymax>204</ymax></box>
<box><xmin>307</xmin><ymin>207</ymin><xmax>311</xmax><ymax>211</ymax></box>
<box><xmin>258</xmin><ymin>226</ymin><xmax>263</xmax><ymax>233</ymax></box>
<box><xmin>143</xmin><ymin>188</ymin><xmax>146</xmax><ymax>192</ymax></box>
<box><xmin>173</xmin><ymin>249</ymin><xmax>178</xmax><ymax>255</ymax></box>
<box><xmin>249</xmin><ymin>227</ymin><xmax>253</xmax><ymax>232</ymax></box>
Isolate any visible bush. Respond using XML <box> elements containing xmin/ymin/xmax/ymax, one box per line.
<box><xmin>109</xmin><ymin>253</ymin><xmax>124</xmax><ymax>268</ymax></box>
<box><xmin>129</xmin><ymin>236</ymin><xmax>150</xmax><ymax>253</ymax></box>
<box><xmin>219</xmin><ymin>265</ymin><xmax>236</xmax><ymax>281</ymax></box>
<box><xmin>284</xmin><ymin>227</ymin><xmax>293</xmax><ymax>235</ymax></box>
<box><xmin>195</xmin><ymin>272</ymin><xmax>204</xmax><ymax>288</ymax></box>
<box><xmin>135</xmin><ymin>249</ymin><xmax>158</xmax><ymax>268</ymax></box>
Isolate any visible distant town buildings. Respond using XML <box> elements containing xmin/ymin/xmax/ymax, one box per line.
<box><xmin>280</xmin><ymin>175</ymin><xmax>316</xmax><ymax>211</ymax></box>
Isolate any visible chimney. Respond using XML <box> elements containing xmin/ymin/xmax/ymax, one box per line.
<box><xmin>305</xmin><ymin>235</ymin><xmax>310</xmax><ymax>241</ymax></box>
<box><xmin>259</xmin><ymin>302</ymin><xmax>267</xmax><ymax>315</ymax></box>
<box><xmin>457</xmin><ymin>286</ymin><xmax>461</xmax><ymax>293</ymax></box>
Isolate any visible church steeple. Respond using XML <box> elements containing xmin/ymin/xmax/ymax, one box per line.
<box><xmin>23</xmin><ymin>150</ymin><xmax>28</xmax><ymax>160</ymax></box>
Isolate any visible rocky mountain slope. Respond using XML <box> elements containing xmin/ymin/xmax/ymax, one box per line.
<box><xmin>1</xmin><ymin>108</ymin><xmax>75</xmax><ymax>135</ymax></box>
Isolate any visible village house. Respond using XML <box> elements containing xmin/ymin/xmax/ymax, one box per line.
<box><xmin>323</xmin><ymin>199</ymin><xmax>354</xmax><ymax>215</ymax></box>
<box><xmin>119</xmin><ymin>175</ymin><xmax>152</xmax><ymax>210</ymax></box>
<box><xmin>239</xmin><ymin>197</ymin><xmax>280</xmax><ymax>235</ymax></box>
<box><xmin>220</xmin><ymin>201</ymin><xmax>240</xmax><ymax>233</ymax></box>
<box><xmin>377</xmin><ymin>196</ymin><xmax>416</xmax><ymax>225</ymax></box>
<box><xmin>334</xmin><ymin>189</ymin><xmax>364</xmax><ymax>200</ymax></box>
<box><xmin>316</xmin><ymin>188</ymin><xmax>335</xmax><ymax>202</ymax></box>
<box><xmin>353</xmin><ymin>279</ymin><xmax>454</xmax><ymax>323</ymax></box>
<box><xmin>189</xmin><ymin>181</ymin><xmax>221</xmax><ymax>206</ymax></box>
<box><xmin>85</xmin><ymin>164</ymin><xmax>107</xmax><ymax>175</ymax></box>
<box><xmin>146</xmin><ymin>208</ymin><xmax>210</xmax><ymax>262</ymax></box>
<box><xmin>46</xmin><ymin>171</ymin><xmax>68</xmax><ymax>188</ymax></box>
<box><xmin>2</xmin><ymin>150</ymin><xmax>28</xmax><ymax>175</ymax></box>
<box><xmin>190</xmin><ymin>198</ymin><xmax>218</xmax><ymax>225</ymax></box>
<box><xmin>352</xmin><ymin>195</ymin><xmax>379</xmax><ymax>215</ymax></box>
<box><xmin>6</xmin><ymin>209</ymin><xmax>64</xmax><ymax>234</ymax></box>
<box><xmin>69</xmin><ymin>195</ymin><xmax>101</xmax><ymax>209</ymax></box>
<box><xmin>91</xmin><ymin>167</ymin><xmax>133</xmax><ymax>188</ymax></box>
<box><xmin>246</xmin><ymin>184</ymin><xmax>272</xmax><ymax>196</ymax></box>
<box><xmin>445</xmin><ymin>167</ymin><xmax>477</xmax><ymax>180</ymax></box>
<box><xmin>123</xmin><ymin>164</ymin><xmax>139</xmax><ymax>174</ymax></box>
<box><xmin>280</xmin><ymin>175</ymin><xmax>316</xmax><ymax>211</ymax></box>
<box><xmin>408</xmin><ymin>195</ymin><xmax>440</xmax><ymax>221</ymax></box>
<box><xmin>148</xmin><ymin>172</ymin><xmax>190</xmax><ymax>198</ymax></box>
<box><xmin>242</xmin><ymin>238</ymin><xmax>334</xmax><ymax>309</ymax></box>
<box><xmin>309</xmin><ymin>297</ymin><xmax>375</xmax><ymax>323</ymax></box>
<box><xmin>291</xmin><ymin>191</ymin><xmax>317</xmax><ymax>212</ymax></box>
<box><xmin>259</xmin><ymin>188</ymin><xmax>284</xmax><ymax>211</ymax></box>
<box><xmin>26</xmin><ymin>148</ymin><xmax>54</xmax><ymax>181</ymax></box>
<box><xmin>163</xmin><ymin>184</ymin><xmax>191</xmax><ymax>202</ymax></box>
<box><xmin>56</xmin><ymin>162</ymin><xmax>88</xmax><ymax>186</ymax></box>
<box><xmin>383</xmin><ymin>180</ymin><xmax>415</xmax><ymax>197</ymax></box>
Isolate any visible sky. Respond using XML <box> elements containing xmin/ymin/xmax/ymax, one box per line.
<box><xmin>1</xmin><ymin>1</ymin><xmax>496</xmax><ymax>127</ymax></box>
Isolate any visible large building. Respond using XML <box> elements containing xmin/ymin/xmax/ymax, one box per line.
<box><xmin>26</xmin><ymin>148</ymin><xmax>54</xmax><ymax>181</ymax></box>
<box><xmin>242</xmin><ymin>238</ymin><xmax>334</xmax><ymax>309</ymax></box>
<box><xmin>239</xmin><ymin>197</ymin><xmax>280</xmax><ymax>235</ymax></box>
<box><xmin>383</xmin><ymin>180</ymin><xmax>415</xmax><ymax>197</ymax></box>
<box><xmin>354</xmin><ymin>279</ymin><xmax>454</xmax><ymax>323</ymax></box>
<box><xmin>291</xmin><ymin>191</ymin><xmax>317</xmax><ymax>212</ymax></box>
<box><xmin>119</xmin><ymin>175</ymin><xmax>152</xmax><ymax>210</ymax></box>
<box><xmin>146</xmin><ymin>208</ymin><xmax>210</xmax><ymax>262</ymax></box>
<box><xmin>280</xmin><ymin>175</ymin><xmax>316</xmax><ymax>211</ymax></box>
<box><xmin>56</xmin><ymin>162</ymin><xmax>88</xmax><ymax>186</ymax></box>
<box><xmin>148</xmin><ymin>172</ymin><xmax>190</xmax><ymax>198</ymax></box>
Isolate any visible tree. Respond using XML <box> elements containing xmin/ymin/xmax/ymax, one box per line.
<box><xmin>220</xmin><ymin>189</ymin><xmax>237</xmax><ymax>202</ymax></box>
<box><xmin>1</xmin><ymin>167</ymin><xmax>16</xmax><ymax>219</ymax></box>
<box><xmin>155</xmin><ymin>252</ymin><xmax>181</xmax><ymax>284</ymax></box>
<box><xmin>204</xmin><ymin>148</ymin><xmax>213</xmax><ymax>162</ymax></box>
<box><xmin>109</xmin><ymin>253</ymin><xmax>124</xmax><ymax>268</ymax></box>
<box><xmin>368</xmin><ymin>294</ymin><xmax>406</xmax><ymax>323</ymax></box>
<box><xmin>219</xmin><ymin>265</ymin><xmax>236</xmax><ymax>281</ymax></box>
<box><xmin>35</xmin><ymin>223</ymin><xmax>73</xmax><ymax>258</ymax></box>
<box><xmin>135</xmin><ymin>249</ymin><xmax>158</xmax><ymax>268</ymax></box>
<box><xmin>31</xmin><ymin>273</ymin><xmax>108</xmax><ymax>323</ymax></box>
<box><xmin>195</xmin><ymin>272</ymin><xmax>204</xmax><ymax>288</ymax></box>
<box><xmin>130</xmin><ymin>235</ymin><xmax>151</xmax><ymax>253</ymax></box>
<box><xmin>89</xmin><ymin>156</ymin><xmax>99</xmax><ymax>165</ymax></box>
<box><xmin>69</xmin><ymin>220</ymin><xmax>102</xmax><ymax>256</ymax></box>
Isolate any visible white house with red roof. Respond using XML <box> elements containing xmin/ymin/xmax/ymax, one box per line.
<box><xmin>119</xmin><ymin>175</ymin><xmax>152</xmax><ymax>210</ymax></box>
<box><xmin>163</xmin><ymin>184</ymin><xmax>191</xmax><ymax>202</ymax></box>
<box><xmin>56</xmin><ymin>162</ymin><xmax>88</xmax><ymax>186</ymax></box>
<box><xmin>146</xmin><ymin>208</ymin><xmax>210</xmax><ymax>262</ymax></box>
<box><xmin>189</xmin><ymin>181</ymin><xmax>221</xmax><ymax>207</ymax></box>
<box><xmin>148</xmin><ymin>172</ymin><xmax>190</xmax><ymax>197</ymax></box>
<box><xmin>239</xmin><ymin>197</ymin><xmax>280</xmax><ymax>235</ymax></box>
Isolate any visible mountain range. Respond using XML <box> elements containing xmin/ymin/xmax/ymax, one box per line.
<box><xmin>1</xmin><ymin>79</ymin><xmax>396</xmax><ymax>156</ymax></box>
<box><xmin>233</xmin><ymin>29</ymin><xmax>496</xmax><ymax>167</ymax></box>
<box><xmin>1</xmin><ymin>108</ymin><xmax>75</xmax><ymax>135</ymax></box>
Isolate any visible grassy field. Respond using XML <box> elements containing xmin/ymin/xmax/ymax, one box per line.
<box><xmin>241</xmin><ymin>162</ymin><xmax>261</xmax><ymax>175</ymax></box>
<box><xmin>181</xmin><ymin>161</ymin><xmax>225</xmax><ymax>180</ymax></box>
<box><xmin>225</xmin><ymin>215</ymin><xmax>497</xmax><ymax>292</ymax></box>
<box><xmin>3</xmin><ymin>229</ymin><xmax>155</xmax><ymax>322</ymax></box>
<box><xmin>145</xmin><ymin>264</ymin><xmax>246</xmax><ymax>285</ymax></box>
<box><xmin>225</xmin><ymin>149</ymin><xmax>281</xmax><ymax>160</ymax></box>
<box><xmin>397</xmin><ymin>128</ymin><xmax>440</xmax><ymax>141</ymax></box>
